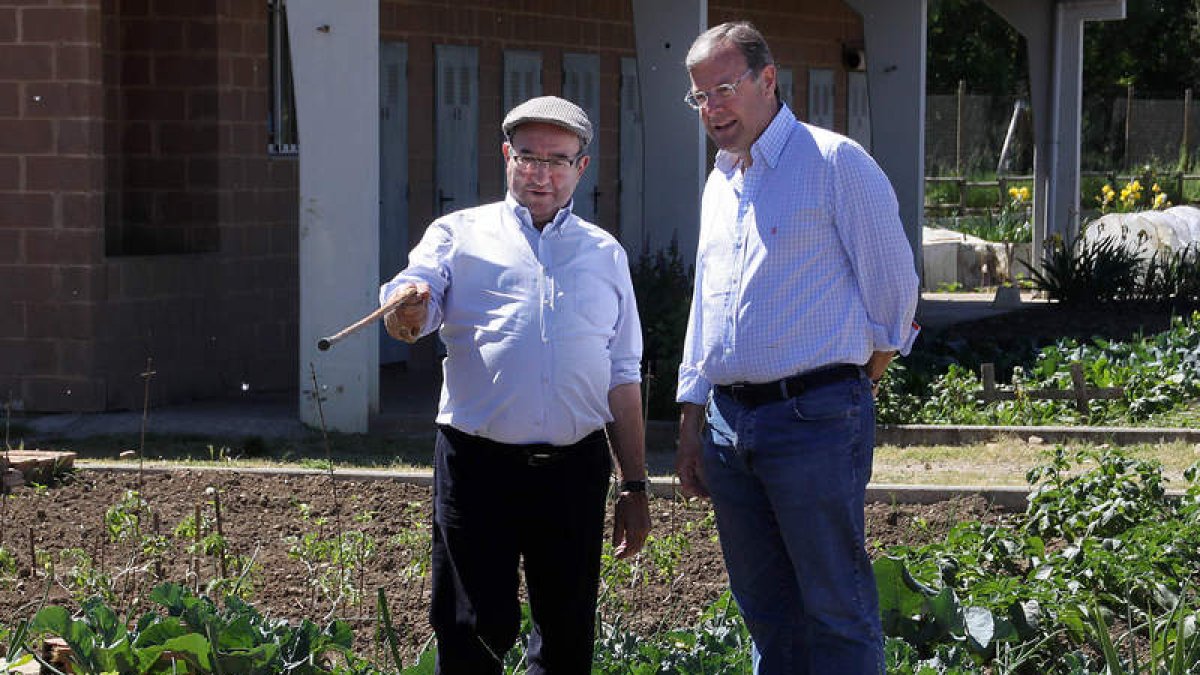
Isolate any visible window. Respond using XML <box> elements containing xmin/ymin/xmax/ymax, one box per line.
<box><xmin>268</xmin><ymin>0</ymin><xmax>298</xmax><ymax>154</ymax></box>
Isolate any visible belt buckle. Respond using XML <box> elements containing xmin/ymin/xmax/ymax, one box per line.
<box><xmin>727</xmin><ymin>383</ymin><xmax>747</xmax><ymax>402</ymax></box>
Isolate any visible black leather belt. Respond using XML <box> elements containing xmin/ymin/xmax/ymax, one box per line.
<box><xmin>714</xmin><ymin>364</ymin><xmax>862</xmax><ymax>407</ymax></box>
<box><xmin>439</xmin><ymin>426</ymin><xmax>607</xmax><ymax>466</ymax></box>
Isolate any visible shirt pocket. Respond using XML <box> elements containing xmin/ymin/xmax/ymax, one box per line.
<box><xmin>560</xmin><ymin>270</ymin><xmax>619</xmax><ymax>334</ymax></box>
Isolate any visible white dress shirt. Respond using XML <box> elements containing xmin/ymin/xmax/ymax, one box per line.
<box><xmin>677</xmin><ymin>103</ymin><xmax>920</xmax><ymax>405</ymax></box>
<box><xmin>382</xmin><ymin>195</ymin><xmax>642</xmax><ymax>445</ymax></box>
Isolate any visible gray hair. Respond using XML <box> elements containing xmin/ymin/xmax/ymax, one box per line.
<box><xmin>685</xmin><ymin>21</ymin><xmax>774</xmax><ymax>74</ymax></box>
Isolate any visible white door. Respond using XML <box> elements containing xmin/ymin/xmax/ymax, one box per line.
<box><xmin>435</xmin><ymin>45</ymin><xmax>479</xmax><ymax>215</ymax></box>
<box><xmin>380</xmin><ymin>41</ymin><xmax>408</xmax><ymax>365</ymax></box>
<box><xmin>619</xmin><ymin>57</ymin><xmax>644</xmax><ymax>253</ymax></box>
<box><xmin>776</xmin><ymin>67</ymin><xmax>794</xmax><ymax>111</ymax></box>
<box><xmin>562</xmin><ymin>53</ymin><xmax>600</xmax><ymax>223</ymax></box>
<box><xmin>504</xmin><ymin>50</ymin><xmax>542</xmax><ymax>114</ymax></box>
<box><xmin>808</xmin><ymin>68</ymin><xmax>834</xmax><ymax>130</ymax></box>
<box><xmin>848</xmin><ymin>71</ymin><xmax>871</xmax><ymax>150</ymax></box>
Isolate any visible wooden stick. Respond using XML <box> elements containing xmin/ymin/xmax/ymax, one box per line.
<box><xmin>317</xmin><ymin>285</ymin><xmax>421</xmax><ymax>351</ymax></box>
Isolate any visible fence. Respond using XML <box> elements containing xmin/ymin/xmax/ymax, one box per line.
<box><xmin>925</xmin><ymin>82</ymin><xmax>1200</xmax><ymax>176</ymax></box>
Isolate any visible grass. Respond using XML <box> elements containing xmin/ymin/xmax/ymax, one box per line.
<box><xmin>873</xmin><ymin>439</ymin><xmax>1200</xmax><ymax>487</ymax></box>
<box><xmin>27</xmin><ymin>430</ymin><xmax>436</xmax><ymax>472</ymax></box>
<box><xmin>19</xmin><ymin>430</ymin><xmax>1196</xmax><ymax>493</ymax></box>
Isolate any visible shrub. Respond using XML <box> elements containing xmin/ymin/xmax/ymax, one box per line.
<box><xmin>630</xmin><ymin>243</ymin><xmax>693</xmax><ymax>420</ymax></box>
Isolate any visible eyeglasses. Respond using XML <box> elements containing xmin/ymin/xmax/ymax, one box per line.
<box><xmin>684</xmin><ymin>69</ymin><xmax>755</xmax><ymax>110</ymax></box>
<box><xmin>508</xmin><ymin>152</ymin><xmax>583</xmax><ymax>172</ymax></box>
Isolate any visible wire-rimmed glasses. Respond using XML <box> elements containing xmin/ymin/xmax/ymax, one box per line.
<box><xmin>684</xmin><ymin>69</ymin><xmax>755</xmax><ymax>110</ymax></box>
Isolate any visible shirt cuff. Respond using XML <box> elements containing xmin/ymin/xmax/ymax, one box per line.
<box><xmin>675</xmin><ymin>366</ymin><xmax>711</xmax><ymax>406</ymax></box>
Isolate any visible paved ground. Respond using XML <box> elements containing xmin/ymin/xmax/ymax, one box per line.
<box><xmin>18</xmin><ymin>291</ymin><xmax>1041</xmax><ymax>443</ymax></box>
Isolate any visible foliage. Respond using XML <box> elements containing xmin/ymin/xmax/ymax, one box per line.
<box><xmin>1026</xmin><ymin>228</ymin><xmax>1144</xmax><ymax>306</ymax></box>
<box><xmin>19</xmin><ymin>582</ymin><xmax>381</xmax><ymax>674</ymax></box>
<box><xmin>629</xmin><ymin>242</ymin><xmax>694</xmax><ymax>420</ymax></box>
<box><xmin>881</xmin><ymin>448</ymin><xmax>1200</xmax><ymax>673</ymax></box>
<box><xmin>879</xmin><ymin>312</ymin><xmax>1200</xmax><ymax>427</ymax></box>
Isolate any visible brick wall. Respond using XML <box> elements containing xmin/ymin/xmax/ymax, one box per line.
<box><xmin>5</xmin><ymin>0</ymin><xmax>861</xmax><ymax>412</ymax></box>
<box><xmin>0</xmin><ymin>1</ymin><xmax>107</xmax><ymax>412</ymax></box>
<box><xmin>710</xmin><ymin>1</ymin><xmax>862</xmax><ymax>129</ymax></box>
<box><xmin>382</xmin><ymin>0</ymin><xmax>639</xmax><ymax>247</ymax></box>
<box><xmin>95</xmin><ymin>0</ymin><xmax>297</xmax><ymax>410</ymax></box>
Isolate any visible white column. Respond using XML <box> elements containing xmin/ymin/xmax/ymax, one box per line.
<box><xmin>843</xmin><ymin>0</ymin><xmax>927</xmax><ymax>281</ymax></box>
<box><xmin>986</xmin><ymin>0</ymin><xmax>1124</xmax><ymax>265</ymax></box>
<box><xmin>632</xmin><ymin>0</ymin><xmax>707</xmax><ymax>262</ymax></box>
<box><xmin>288</xmin><ymin>1</ymin><xmax>380</xmax><ymax>432</ymax></box>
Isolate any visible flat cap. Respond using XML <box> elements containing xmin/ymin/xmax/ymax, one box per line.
<box><xmin>502</xmin><ymin>96</ymin><xmax>593</xmax><ymax>148</ymax></box>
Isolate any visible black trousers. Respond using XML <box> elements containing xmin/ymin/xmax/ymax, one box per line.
<box><xmin>430</xmin><ymin>425</ymin><xmax>612</xmax><ymax>675</ymax></box>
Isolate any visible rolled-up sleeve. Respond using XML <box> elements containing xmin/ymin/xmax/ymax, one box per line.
<box><xmin>379</xmin><ymin>219</ymin><xmax>455</xmax><ymax>338</ymax></box>
<box><xmin>608</xmin><ymin>248</ymin><xmax>643</xmax><ymax>388</ymax></box>
<box><xmin>831</xmin><ymin>142</ymin><xmax>920</xmax><ymax>356</ymax></box>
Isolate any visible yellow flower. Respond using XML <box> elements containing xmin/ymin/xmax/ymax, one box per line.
<box><xmin>1153</xmin><ymin>192</ymin><xmax>1170</xmax><ymax>209</ymax></box>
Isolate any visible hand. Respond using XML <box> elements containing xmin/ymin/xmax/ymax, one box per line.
<box><xmin>383</xmin><ymin>283</ymin><xmax>430</xmax><ymax>343</ymax></box>
<box><xmin>611</xmin><ymin>491</ymin><xmax>650</xmax><ymax>559</ymax></box>
<box><xmin>675</xmin><ymin>432</ymin><xmax>709</xmax><ymax>499</ymax></box>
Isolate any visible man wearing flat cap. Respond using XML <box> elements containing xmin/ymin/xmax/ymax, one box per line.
<box><xmin>380</xmin><ymin>96</ymin><xmax>650</xmax><ymax>674</ymax></box>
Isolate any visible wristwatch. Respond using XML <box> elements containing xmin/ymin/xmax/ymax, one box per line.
<box><xmin>619</xmin><ymin>479</ymin><xmax>647</xmax><ymax>494</ymax></box>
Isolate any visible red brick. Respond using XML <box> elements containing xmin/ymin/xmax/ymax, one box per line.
<box><xmin>121</xmin><ymin>18</ymin><xmax>184</xmax><ymax>52</ymax></box>
<box><xmin>56</xmin><ymin>339</ymin><xmax>95</xmax><ymax>375</ymax></box>
<box><xmin>0</xmin><ymin>193</ymin><xmax>53</xmax><ymax>228</ymax></box>
<box><xmin>0</xmin><ymin>303</ymin><xmax>26</xmax><ymax>339</ymax></box>
<box><xmin>55</xmin><ymin>43</ymin><xmax>100</xmax><ymax>81</ymax></box>
<box><xmin>125</xmin><ymin>157</ymin><xmax>186</xmax><ymax>190</ymax></box>
<box><xmin>27</xmin><ymin>301</ymin><xmax>95</xmax><ymax>339</ymax></box>
<box><xmin>57</xmin><ymin>119</ymin><xmax>101</xmax><ymax>154</ymax></box>
<box><xmin>123</xmin><ymin>89</ymin><xmax>187</xmax><ymax>121</ymax></box>
<box><xmin>0</xmin><ymin>83</ymin><xmax>16</xmax><ymax>117</ymax></box>
<box><xmin>56</xmin><ymin>264</ymin><xmax>104</xmax><ymax>303</ymax></box>
<box><xmin>25</xmin><ymin>82</ymin><xmax>101</xmax><ymax>118</ymax></box>
<box><xmin>0</xmin><ymin>264</ymin><xmax>53</xmax><ymax>301</ymax></box>
<box><xmin>22</xmin><ymin>7</ymin><xmax>92</xmax><ymax>43</ymax></box>
<box><xmin>27</xmin><ymin>156</ymin><xmax>101</xmax><ymax>191</ymax></box>
<box><xmin>0</xmin><ymin>339</ymin><xmax>55</xmax><ymax>373</ymax></box>
<box><xmin>21</xmin><ymin>375</ymin><xmax>105</xmax><ymax>412</ymax></box>
<box><xmin>0</xmin><ymin>230</ymin><xmax>20</xmax><ymax>263</ymax></box>
<box><xmin>118</xmin><ymin>53</ymin><xmax>152</xmax><ymax>86</ymax></box>
<box><xmin>160</xmin><ymin>122</ymin><xmax>218</xmax><ymax>153</ymax></box>
<box><xmin>61</xmin><ymin>192</ymin><xmax>102</xmax><ymax>229</ymax></box>
<box><xmin>154</xmin><ymin>55</ymin><xmax>218</xmax><ymax>87</ymax></box>
<box><xmin>0</xmin><ymin>119</ymin><xmax>52</xmax><ymax>153</ymax></box>
<box><xmin>26</xmin><ymin>228</ymin><xmax>100</xmax><ymax>265</ymax></box>
<box><xmin>0</xmin><ymin>158</ymin><xmax>17</xmax><ymax>192</ymax></box>
<box><xmin>187</xmin><ymin>89</ymin><xmax>217</xmax><ymax>120</ymax></box>
<box><xmin>0</xmin><ymin>9</ymin><xmax>14</xmax><ymax>41</ymax></box>
<box><xmin>217</xmin><ymin>21</ymin><xmax>242</xmax><ymax>52</ymax></box>
<box><xmin>186</xmin><ymin>19</ymin><xmax>218</xmax><ymax>50</ymax></box>
<box><xmin>0</xmin><ymin>44</ymin><xmax>53</xmax><ymax>79</ymax></box>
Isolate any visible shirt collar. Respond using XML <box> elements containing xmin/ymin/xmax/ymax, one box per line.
<box><xmin>505</xmin><ymin>192</ymin><xmax>575</xmax><ymax>234</ymax></box>
<box><xmin>714</xmin><ymin>102</ymin><xmax>797</xmax><ymax>175</ymax></box>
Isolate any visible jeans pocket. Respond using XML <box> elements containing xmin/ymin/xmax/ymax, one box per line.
<box><xmin>788</xmin><ymin>380</ymin><xmax>862</xmax><ymax>422</ymax></box>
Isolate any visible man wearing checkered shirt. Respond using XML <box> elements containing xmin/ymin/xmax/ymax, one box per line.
<box><xmin>675</xmin><ymin>22</ymin><xmax>920</xmax><ymax>675</ymax></box>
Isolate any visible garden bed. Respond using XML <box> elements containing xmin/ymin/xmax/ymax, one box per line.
<box><xmin>0</xmin><ymin>469</ymin><xmax>1008</xmax><ymax>667</ymax></box>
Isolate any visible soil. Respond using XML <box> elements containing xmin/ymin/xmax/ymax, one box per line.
<box><xmin>0</xmin><ymin>469</ymin><xmax>1012</xmax><ymax>665</ymax></box>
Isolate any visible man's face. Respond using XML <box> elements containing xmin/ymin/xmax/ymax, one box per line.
<box><xmin>503</xmin><ymin>123</ymin><xmax>590</xmax><ymax>227</ymax></box>
<box><xmin>687</xmin><ymin>42</ymin><xmax>778</xmax><ymax>156</ymax></box>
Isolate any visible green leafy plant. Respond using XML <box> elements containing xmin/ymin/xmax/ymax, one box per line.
<box><xmin>630</xmin><ymin>242</ymin><xmax>693</xmax><ymax>420</ymax></box>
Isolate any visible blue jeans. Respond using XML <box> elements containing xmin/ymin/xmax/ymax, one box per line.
<box><xmin>703</xmin><ymin>371</ymin><xmax>884</xmax><ymax>675</ymax></box>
